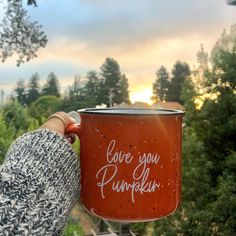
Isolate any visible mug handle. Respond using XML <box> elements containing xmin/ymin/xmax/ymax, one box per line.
<box><xmin>65</xmin><ymin>111</ymin><xmax>81</xmax><ymax>143</ymax></box>
<box><xmin>65</xmin><ymin>123</ymin><xmax>81</xmax><ymax>136</ymax></box>
<box><xmin>65</xmin><ymin>123</ymin><xmax>81</xmax><ymax>144</ymax></box>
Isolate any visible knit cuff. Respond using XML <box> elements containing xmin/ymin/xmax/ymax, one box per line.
<box><xmin>2</xmin><ymin>128</ymin><xmax>80</xmax><ymax>205</ymax></box>
<box><xmin>0</xmin><ymin>129</ymin><xmax>81</xmax><ymax>234</ymax></box>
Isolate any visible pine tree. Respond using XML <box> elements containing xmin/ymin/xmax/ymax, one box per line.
<box><xmin>153</xmin><ymin>65</ymin><xmax>169</xmax><ymax>102</ymax></box>
<box><xmin>166</xmin><ymin>61</ymin><xmax>190</xmax><ymax>104</ymax></box>
<box><xmin>84</xmin><ymin>70</ymin><xmax>100</xmax><ymax>107</ymax></box>
<box><xmin>69</xmin><ymin>75</ymin><xmax>82</xmax><ymax>98</ymax></box>
<box><xmin>27</xmin><ymin>73</ymin><xmax>40</xmax><ymax>105</ymax></box>
<box><xmin>62</xmin><ymin>75</ymin><xmax>87</xmax><ymax>112</ymax></box>
<box><xmin>15</xmin><ymin>79</ymin><xmax>27</xmax><ymax>105</ymax></box>
<box><xmin>42</xmin><ymin>72</ymin><xmax>60</xmax><ymax>97</ymax></box>
<box><xmin>117</xmin><ymin>74</ymin><xmax>130</xmax><ymax>104</ymax></box>
<box><xmin>100</xmin><ymin>57</ymin><xmax>128</xmax><ymax>107</ymax></box>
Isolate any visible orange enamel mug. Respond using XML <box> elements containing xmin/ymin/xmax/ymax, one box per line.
<box><xmin>66</xmin><ymin>108</ymin><xmax>184</xmax><ymax>222</ymax></box>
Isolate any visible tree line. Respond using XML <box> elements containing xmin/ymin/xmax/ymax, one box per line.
<box><xmin>13</xmin><ymin>57</ymin><xmax>130</xmax><ymax>113</ymax></box>
<box><xmin>152</xmin><ymin>61</ymin><xmax>191</xmax><ymax>104</ymax></box>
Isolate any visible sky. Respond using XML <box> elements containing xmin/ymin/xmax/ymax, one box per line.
<box><xmin>0</xmin><ymin>0</ymin><xmax>236</xmax><ymax>104</ymax></box>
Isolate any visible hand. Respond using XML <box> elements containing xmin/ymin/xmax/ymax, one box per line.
<box><xmin>41</xmin><ymin>112</ymin><xmax>76</xmax><ymax>142</ymax></box>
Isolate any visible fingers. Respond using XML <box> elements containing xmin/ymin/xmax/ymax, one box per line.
<box><xmin>65</xmin><ymin>133</ymin><xmax>77</xmax><ymax>144</ymax></box>
<box><xmin>51</xmin><ymin>112</ymin><xmax>76</xmax><ymax>128</ymax></box>
<box><xmin>41</xmin><ymin>111</ymin><xmax>77</xmax><ymax>137</ymax></box>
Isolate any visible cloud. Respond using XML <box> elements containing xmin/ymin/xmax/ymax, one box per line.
<box><xmin>24</xmin><ymin>0</ymin><xmax>236</xmax><ymax>63</ymax></box>
<box><xmin>26</xmin><ymin>0</ymin><xmax>235</xmax><ymax>50</ymax></box>
<box><xmin>0</xmin><ymin>59</ymin><xmax>86</xmax><ymax>85</ymax></box>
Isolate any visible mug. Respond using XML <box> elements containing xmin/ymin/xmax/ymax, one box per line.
<box><xmin>66</xmin><ymin>108</ymin><xmax>184</xmax><ymax>222</ymax></box>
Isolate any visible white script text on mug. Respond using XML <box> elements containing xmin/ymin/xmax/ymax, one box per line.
<box><xmin>96</xmin><ymin>140</ymin><xmax>161</xmax><ymax>203</ymax></box>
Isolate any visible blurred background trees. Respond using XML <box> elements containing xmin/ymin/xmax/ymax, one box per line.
<box><xmin>152</xmin><ymin>61</ymin><xmax>191</xmax><ymax>104</ymax></box>
<box><xmin>100</xmin><ymin>57</ymin><xmax>130</xmax><ymax>107</ymax></box>
<box><xmin>42</xmin><ymin>72</ymin><xmax>61</xmax><ymax>97</ymax></box>
<box><xmin>152</xmin><ymin>65</ymin><xmax>169</xmax><ymax>102</ymax></box>
<box><xmin>27</xmin><ymin>73</ymin><xmax>40</xmax><ymax>105</ymax></box>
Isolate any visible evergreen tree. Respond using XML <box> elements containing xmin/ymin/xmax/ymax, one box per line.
<box><xmin>42</xmin><ymin>72</ymin><xmax>60</xmax><ymax>97</ymax></box>
<box><xmin>117</xmin><ymin>74</ymin><xmax>130</xmax><ymax>104</ymax></box>
<box><xmin>68</xmin><ymin>75</ymin><xmax>82</xmax><ymax>98</ymax></box>
<box><xmin>100</xmin><ymin>57</ymin><xmax>128</xmax><ymax>106</ymax></box>
<box><xmin>153</xmin><ymin>65</ymin><xmax>169</xmax><ymax>102</ymax></box>
<box><xmin>62</xmin><ymin>75</ymin><xmax>87</xmax><ymax>112</ymax></box>
<box><xmin>166</xmin><ymin>61</ymin><xmax>190</xmax><ymax>104</ymax></box>
<box><xmin>84</xmin><ymin>71</ymin><xmax>100</xmax><ymax>107</ymax></box>
<box><xmin>27</xmin><ymin>73</ymin><xmax>40</xmax><ymax>105</ymax></box>
<box><xmin>15</xmin><ymin>79</ymin><xmax>27</xmax><ymax>105</ymax></box>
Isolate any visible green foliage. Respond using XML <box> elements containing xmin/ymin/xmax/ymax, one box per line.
<box><xmin>72</xmin><ymin>139</ymin><xmax>80</xmax><ymax>157</ymax></box>
<box><xmin>197</xmin><ymin>43</ymin><xmax>209</xmax><ymax>70</ymax></box>
<box><xmin>180</xmin><ymin>78</ymin><xmax>198</xmax><ymax>127</ymax></box>
<box><xmin>62</xmin><ymin>217</ymin><xmax>84</xmax><ymax>236</ymax></box>
<box><xmin>0</xmin><ymin>101</ymin><xmax>33</xmax><ymax>163</ymax></box>
<box><xmin>2</xmin><ymin>101</ymin><xmax>32</xmax><ymax>136</ymax></box>
<box><xmin>29</xmin><ymin>95</ymin><xmax>63</xmax><ymax>122</ymax></box>
<box><xmin>100</xmin><ymin>57</ymin><xmax>130</xmax><ymax>106</ymax></box>
<box><xmin>153</xmin><ymin>25</ymin><xmax>236</xmax><ymax>236</ymax></box>
<box><xmin>153</xmin><ymin>128</ymin><xmax>214</xmax><ymax>236</ymax></box>
<box><xmin>62</xmin><ymin>76</ymin><xmax>89</xmax><ymax>112</ymax></box>
<box><xmin>130</xmin><ymin>222</ymin><xmax>147</xmax><ymax>235</ymax></box>
<box><xmin>118</xmin><ymin>74</ymin><xmax>130</xmax><ymax>104</ymax></box>
<box><xmin>0</xmin><ymin>0</ymin><xmax>47</xmax><ymax>66</ymax></box>
<box><xmin>27</xmin><ymin>73</ymin><xmax>41</xmax><ymax>105</ymax></box>
<box><xmin>42</xmin><ymin>72</ymin><xmax>60</xmax><ymax>97</ymax></box>
<box><xmin>15</xmin><ymin>79</ymin><xmax>27</xmax><ymax>106</ymax></box>
<box><xmin>153</xmin><ymin>65</ymin><xmax>169</xmax><ymax>102</ymax></box>
<box><xmin>0</xmin><ymin>113</ymin><xmax>15</xmax><ymax>164</ymax></box>
<box><xmin>153</xmin><ymin>61</ymin><xmax>190</xmax><ymax>104</ymax></box>
<box><xmin>166</xmin><ymin>61</ymin><xmax>191</xmax><ymax>104</ymax></box>
<box><xmin>209</xmin><ymin>153</ymin><xmax>236</xmax><ymax>235</ymax></box>
<box><xmin>83</xmin><ymin>71</ymin><xmax>101</xmax><ymax>107</ymax></box>
<box><xmin>15</xmin><ymin>73</ymin><xmax>41</xmax><ymax>106</ymax></box>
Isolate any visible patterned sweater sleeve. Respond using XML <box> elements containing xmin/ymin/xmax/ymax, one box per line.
<box><xmin>0</xmin><ymin>129</ymin><xmax>80</xmax><ymax>236</ymax></box>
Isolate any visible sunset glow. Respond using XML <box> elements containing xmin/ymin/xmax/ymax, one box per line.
<box><xmin>130</xmin><ymin>88</ymin><xmax>153</xmax><ymax>105</ymax></box>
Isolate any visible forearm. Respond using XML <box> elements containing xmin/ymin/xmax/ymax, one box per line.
<box><xmin>0</xmin><ymin>129</ymin><xmax>80</xmax><ymax>235</ymax></box>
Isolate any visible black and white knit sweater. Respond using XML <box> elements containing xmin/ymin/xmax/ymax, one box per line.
<box><xmin>0</xmin><ymin>129</ymin><xmax>80</xmax><ymax>235</ymax></box>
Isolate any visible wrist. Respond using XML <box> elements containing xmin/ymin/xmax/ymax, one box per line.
<box><xmin>41</xmin><ymin>112</ymin><xmax>76</xmax><ymax>136</ymax></box>
<box><xmin>41</xmin><ymin>119</ymin><xmax>65</xmax><ymax>135</ymax></box>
